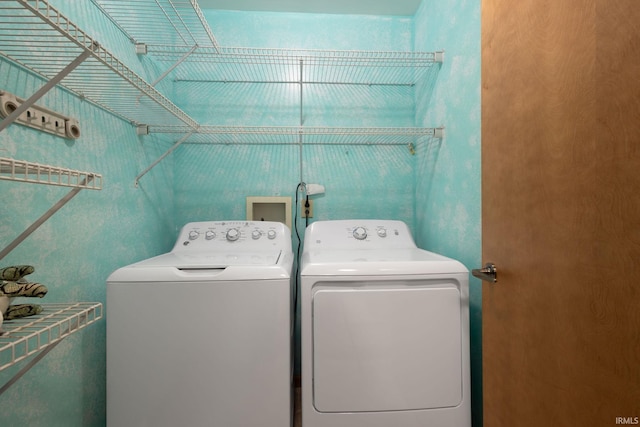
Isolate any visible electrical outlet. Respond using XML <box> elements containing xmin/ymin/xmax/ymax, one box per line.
<box><xmin>302</xmin><ymin>200</ymin><xmax>313</xmax><ymax>218</ymax></box>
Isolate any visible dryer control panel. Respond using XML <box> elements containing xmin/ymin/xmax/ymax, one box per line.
<box><xmin>304</xmin><ymin>220</ymin><xmax>417</xmax><ymax>250</ymax></box>
<box><xmin>172</xmin><ymin>220</ymin><xmax>291</xmax><ymax>252</ymax></box>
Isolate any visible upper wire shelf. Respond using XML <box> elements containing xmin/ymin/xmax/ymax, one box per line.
<box><xmin>0</xmin><ymin>157</ymin><xmax>103</xmax><ymax>189</ymax></box>
<box><xmin>89</xmin><ymin>0</ymin><xmax>442</xmax><ymax>86</ymax></box>
<box><xmin>149</xmin><ymin>125</ymin><xmax>443</xmax><ymax>145</ymax></box>
<box><xmin>91</xmin><ymin>0</ymin><xmax>219</xmax><ymax>51</ymax></box>
<box><xmin>0</xmin><ymin>0</ymin><xmax>198</xmax><ymax>128</ymax></box>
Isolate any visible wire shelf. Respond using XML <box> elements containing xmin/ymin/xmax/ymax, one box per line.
<box><xmin>2</xmin><ymin>0</ymin><xmax>443</xmax><ymax>145</ymax></box>
<box><xmin>0</xmin><ymin>157</ymin><xmax>103</xmax><ymax>189</ymax></box>
<box><xmin>0</xmin><ymin>0</ymin><xmax>198</xmax><ymax>127</ymax></box>
<box><xmin>149</xmin><ymin>125</ymin><xmax>442</xmax><ymax>145</ymax></box>
<box><xmin>90</xmin><ymin>0</ymin><xmax>442</xmax><ymax>85</ymax></box>
<box><xmin>91</xmin><ymin>0</ymin><xmax>219</xmax><ymax>51</ymax></box>
<box><xmin>0</xmin><ymin>302</ymin><xmax>103</xmax><ymax>372</ymax></box>
<box><xmin>151</xmin><ymin>46</ymin><xmax>443</xmax><ymax>85</ymax></box>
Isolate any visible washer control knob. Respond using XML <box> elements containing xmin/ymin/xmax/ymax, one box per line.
<box><xmin>377</xmin><ymin>228</ymin><xmax>387</xmax><ymax>238</ymax></box>
<box><xmin>252</xmin><ymin>230</ymin><xmax>262</xmax><ymax>240</ymax></box>
<box><xmin>188</xmin><ymin>231</ymin><xmax>199</xmax><ymax>240</ymax></box>
<box><xmin>353</xmin><ymin>227</ymin><xmax>367</xmax><ymax>240</ymax></box>
<box><xmin>267</xmin><ymin>230</ymin><xmax>277</xmax><ymax>240</ymax></box>
<box><xmin>205</xmin><ymin>231</ymin><xmax>216</xmax><ymax>240</ymax></box>
<box><xmin>226</xmin><ymin>228</ymin><xmax>240</xmax><ymax>241</ymax></box>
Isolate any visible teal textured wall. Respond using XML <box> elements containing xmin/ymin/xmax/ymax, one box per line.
<box><xmin>175</xmin><ymin>10</ymin><xmax>418</xmax><ymax>229</ymax></box>
<box><xmin>1</xmin><ymin>1</ymin><xmax>482</xmax><ymax>425</ymax></box>
<box><xmin>414</xmin><ymin>1</ymin><xmax>482</xmax><ymax>425</ymax></box>
<box><xmin>0</xmin><ymin>1</ymin><xmax>175</xmax><ymax>425</ymax></box>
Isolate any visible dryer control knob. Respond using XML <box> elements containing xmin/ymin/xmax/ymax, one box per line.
<box><xmin>188</xmin><ymin>231</ymin><xmax>199</xmax><ymax>240</ymax></box>
<box><xmin>252</xmin><ymin>230</ymin><xmax>262</xmax><ymax>240</ymax></box>
<box><xmin>353</xmin><ymin>227</ymin><xmax>367</xmax><ymax>240</ymax></box>
<box><xmin>377</xmin><ymin>228</ymin><xmax>387</xmax><ymax>238</ymax></box>
<box><xmin>267</xmin><ymin>230</ymin><xmax>277</xmax><ymax>240</ymax></box>
<box><xmin>205</xmin><ymin>231</ymin><xmax>216</xmax><ymax>240</ymax></box>
<box><xmin>226</xmin><ymin>228</ymin><xmax>240</xmax><ymax>241</ymax></box>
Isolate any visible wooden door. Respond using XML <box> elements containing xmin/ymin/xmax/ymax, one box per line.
<box><xmin>481</xmin><ymin>0</ymin><xmax>640</xmax><ymax>425</ymax></box>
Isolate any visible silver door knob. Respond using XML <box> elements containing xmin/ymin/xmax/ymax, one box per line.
<box><xmin>472</xmin><ymin>262</ymin><xmax>497</xmax><ymax>283</ymax></box>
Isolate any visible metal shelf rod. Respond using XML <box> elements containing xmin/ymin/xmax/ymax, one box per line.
<box><xmin>134</xmin><ymin>129</ymin><xmax>197</xmax><ymax>186</ymax></box>
<box><xmin>0</xmin><ymin>175</ymin><xmax>94</xmax><ymax>261</ymax></box>
<box><xmin>150</xmin><ymin>45</ymin><xmax>198</xmax><ymax>88</ymax></box>
<box><xmin>173</xmin><ymin>79</ymin><xmax>416</xmax><ymax>87</ymax></box>
<box><xmin>299</xmin><ymin>59</ymin><xmax>304</xmax><ymax>183</ymax></box>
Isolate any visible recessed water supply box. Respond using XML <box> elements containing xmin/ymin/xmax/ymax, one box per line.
<box><xmin>246</xmin><ymin>196</ymin><xmax>292</xmax><ymax>229</ymax></box>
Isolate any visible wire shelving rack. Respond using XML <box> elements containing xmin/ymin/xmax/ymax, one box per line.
<box><xmin>149</xmin><ymin>125</ymin><xmax>444</xmax><ymax>146</ymax></box>
<box><xmin>0</xmin><ymin>302</ymin><xmax>103</xmax><ymax>373</ymax></box>
<box><xmin>91</xmin><ymin>0</ymin><xmax>219</xmax><ymax>51</ymax></box>
<box><xmin>0</xmin><ymin>0</ymin><xmax>198</xmax><ymax>128</ymax></box>
<box><xmin>0</xmin><ymin>157</ymin><xmax>103</xmax><ymax>189</ymax></box>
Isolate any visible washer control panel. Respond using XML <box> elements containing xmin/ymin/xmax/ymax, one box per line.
<box><xmin>172</xmin><ymin>220</ymin><xmax>290</xmax><ymax>252</ymax></box>
<box><xmin>304</xmin><ymin>220</ymin><xmax>417</xmax><ymax>250</ymax></box>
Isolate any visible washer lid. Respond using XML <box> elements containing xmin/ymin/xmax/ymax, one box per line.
<box><xmin>301</xmin><ymin>248</ymin><xmax>468</xmax><ymax>276</ymax></box>
<box><xmin>107</xmin><ymin>250</ymin><xmax>293</xmax><ymax>282</ymax></box>
<box><xmin>127</xmin><ymin>250</ymin><xmax>284</xmax><ymax>269</ymax></box>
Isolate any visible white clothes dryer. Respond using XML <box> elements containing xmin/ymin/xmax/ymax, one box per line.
<box><xmin>300</xmin><ymin>220</ymin><xmax>470</xmax><ymax>427</ymax></box>
<box><xmin>107</xmin><ymin>221</ymin><xmax>293</xmax><ymax>427</ymax></box>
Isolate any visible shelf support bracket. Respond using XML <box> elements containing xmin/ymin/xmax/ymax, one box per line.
<box><xmin>137</xmin><ymin>45</ymin><xmax>198</xmax><ymax>103</ymax></box>
<box><xmin>0</xmin><ymin>176</ymin><xmax>94</xmax><ymax>262</ymax></box>
<box><xmin>0</xmin><ymin>43</ymin><xmax>97</xmax><ymax>133</ymax></box>
<box><xmin>0</xmin><ymin>336</ymin><xmax>65</xmax><ymax>396</ymax></box>
<box><xmin>134</xmin><ymin>129</ymin><xmax>197</xmax><ymax>187</ymax></box>
<box><xmin>151</xmin><ymin>45</ymin><xmax>198</xmax><ymax>87</ymax></box>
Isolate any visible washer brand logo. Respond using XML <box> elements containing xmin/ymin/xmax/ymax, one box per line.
<box><xmin>616</xmin><ymin>417</ymin><xmax>639</xmax><ymax>425</ymax></box>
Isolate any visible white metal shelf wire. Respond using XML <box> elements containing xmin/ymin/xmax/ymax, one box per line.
<box><xmin>0</xmin><ymin>0</ymin><xmax>198</xmax><ymax>128</ymax></box>
<box><xmin>149</xmin><ymin>125</ymin><xmax>443</xmax><ymax>145</ymax></box>
<box><xmin>91</xmin><ymin>0</ymin><xmax>219</xmax><ymax>51</ymax></box>
<box><xmin>90</xmin><ymin>0</ymin><xmax>442</xmax><ymax>86</ymax></box>
<box><xmin>151</xmin><ymin>46</ymin><xmax>443</xmax><ymax>86</ymax></box>
<box><xmin>2</xmin><ymin>0</ymin><xmax>443</xmax><ymax>150</ymax></box>
<box><xmin>0</xmin><ymin>302</ymin><xmax>103</xmax><ymax>372</ymax></box>
<box><xmin>0</xmin><ymin>157</ymin><xmax>103</xmax><ymax>189</ymax></box>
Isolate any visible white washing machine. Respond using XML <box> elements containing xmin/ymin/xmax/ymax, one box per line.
<box><xmin>300</xmin><ymin>220</ymin><xmax>470</xmax><ymax>427</ymax></box>
<box><xmin>106</xmin><ymin>220</ymin><xmax>293</xmax><ymax>427</ymax></box>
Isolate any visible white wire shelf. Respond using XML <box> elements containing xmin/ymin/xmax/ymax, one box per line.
<box><xmin>91</xmin><ymin>0</ymin><xmax>219</xmax><ymax>51</ymax></box>
<box><xmin>0</xmin><ymin>302</ymin><xmax>103</xmax><ymax>372</ymax></box>
<box><xmin>89</xmin><ymin>0</ymin><xmax>442</xmax><ymax>86</ymax></box>
<box><xmin>0</xmin><ymin>0</ymin><xmax>198</xmax><ymax>128</ymax></box>
<box><xmin>0</xmin><ymin>157</ymin><xmax>103</xmax><ymax>189</ymax></box>
<box><xmin>148</xmin><ymin>125</ymin><xmax>443</xmax><ymax>145</ymax></box>
<box><xmin>151</xmin><ymin>46</ymin><xmax>443</xmax><ymax>86</ymax></box>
